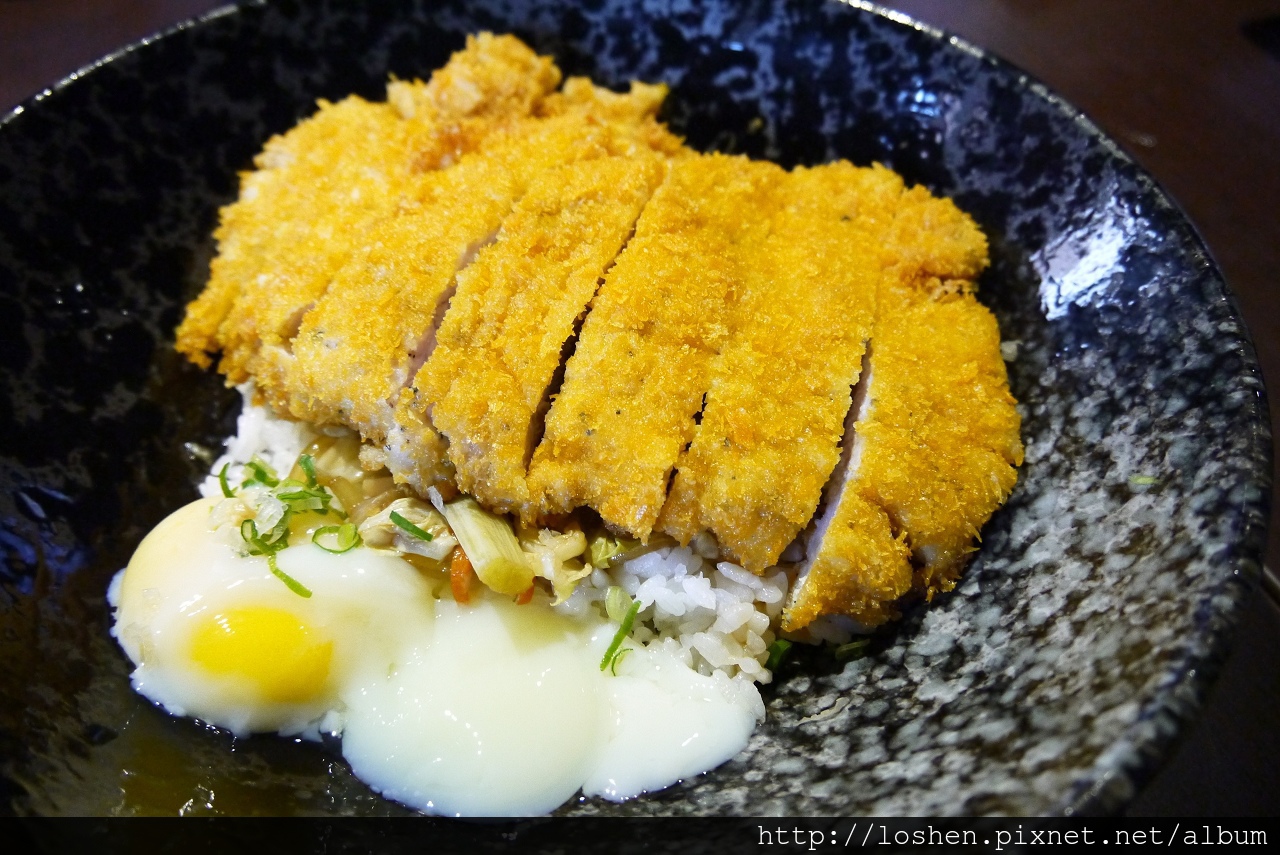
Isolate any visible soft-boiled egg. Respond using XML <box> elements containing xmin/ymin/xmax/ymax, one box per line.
<box><xmin>109</xmin><ymin>497</ymin><xmax>759</xmax><ymax>816</ymax></box>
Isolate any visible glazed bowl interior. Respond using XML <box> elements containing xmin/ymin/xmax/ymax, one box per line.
<box><xmin>0</xmin><ymin>0</ymin><xmax>1269</xmax><ymax>816</ymax></box>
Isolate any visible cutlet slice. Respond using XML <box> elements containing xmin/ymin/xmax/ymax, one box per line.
<box><xmin>416</xmin><ymin>154</ymin><xmax>667</xmax><ymax>518</ymax></box>
<box><xmin>175</xmin><ymin>93</ymin><xmax>407</xmax><ymax>372</ymax></box>
<box><xmin>280</xmin><ymin>156</ymin><xmax>515</xmax><ymax>439</ymax></box>
<box><xmin>783</xmin><ymin>193</ymin><xmax>1021</xmax><ymax>631</ymax></box>
<box><xmin>657</xmin><ymin>162</ymin><xmax>902</xmax><ymax>572</ymax></box>
<box><xmin>854</xmin><ymin>283</ymin><xmax>1023</xmax><ymax>597</ymax></box>
<box><xmin>527</xmin><ymin>154</ymin><xmax>782</xmax><ymax>539</ymax></box>
<box><xmin>179</xmin><ymin>33</ymin><xmax>561</xmax><ymax>386</ymax></box>
<box><xmin>287</xmin><ymin>105</ymin><xmax>680</xmax><ymax>493</ymax></box>
<box><xmin>782</xmin><ymin>359</ymin><xmax>915</xmax><ymax>631</ymax></box>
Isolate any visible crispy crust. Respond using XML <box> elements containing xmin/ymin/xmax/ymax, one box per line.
<box><xmin>175</xmin><ymin>35</ymin><xmax>1023</xmax><ymax>631</ymax></box>
<box><xmin>782</xmin><ymin>190</ymin><xmax>1022</xmax><ymax>631</ymax></box>
<box><xmin>419</xmin><ymin>154</ymin><xmax>667</xmax><ymax>518</ymax></box>
<box><xmin>527</xmin><ymin>154</ymin><xmax>782</xmax><ymax>539</ymax></box>
<box><xmin>658</xmin><ymin>163</ymin><xmax>901</xmax><ymax>571</ymax></box>
<box><xmin>175</xmin><ymin>33</ymin><xmax>563</xmax><ymax>381</ymax></box>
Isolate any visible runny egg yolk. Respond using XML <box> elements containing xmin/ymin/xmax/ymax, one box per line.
<box><xmin>189</xmin><ymin>607</ymin><xmax>332</xmax><ymax>704</ymax></box>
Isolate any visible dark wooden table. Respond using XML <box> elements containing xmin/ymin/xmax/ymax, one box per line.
<box><xmin>3</xmin><ymin>0</ymin><xmax>1277</xmax><ymax>817</ymax></box>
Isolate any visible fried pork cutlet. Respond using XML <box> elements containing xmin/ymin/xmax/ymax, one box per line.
<box><xmin>285</xmin><ymin>103</ymin><xmax>675</xmax><ymax>447</ymax></box>
<box><xmin>527</xmin><ymin>154</ymin><xmax>784</xmax><ymax>540</ymax></box>
<box><xmin>176</xmin><ymin>33</ymin><xmax>1024</xmax><ymax>633</ymax></box>
<box><xmin>175</xmin><ymin>33</ymin><xmax>561</xmax><ymax>386</ymax></box>
<box><xmin>782</xmin><ymin>195</ymin><xmax>1022</xmax><ymax>631</ymax></box>
<box><xmin>656</xmin><ymin>163</ymin><xmax>900</xmax><ymax>572</ymax></box>
<box><xmin>371</xmin><ymin>95</ymin><xmax>680</xmax><ymax>494</ymax></box>
<box><xmin>416</xmin><ymin>154</ymin><xmax>667</xmax><ymax>518</ymax></box>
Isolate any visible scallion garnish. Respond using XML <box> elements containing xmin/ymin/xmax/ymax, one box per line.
<box><xmin>276</xmin><ymin>482</ymin><xmax>335</xmax><ymax>514</ymax></box>
<box><xmin>313</xmin><ymin>522</ymin><xmax>361</xmax><ymax>554</ymax></box>
<box><xmin>604</xmin><ymin>586</ymin><xmax>632</xmax><ymax>623</ymax></box>
<box><xmin>298</xmin><ymin>453</ymin><xmax>319</xmax><ymax>488</ymax></box>
<box><xmin>390</xmin><ymin>510</ymin><xmax>434</xmax><ymax>541</ymax></box>
<box><xmin>599</xmin><ymin>599</ymin><xmax>641</xmax><ymax>673</ymax></box>
<box><xmin>834</xmin><ymin>638</ymin><xmax>870</xmax><ymax>662</ymax></box>
<box><xmin>218</xmin><ymin>462</ymin><xmax>235</xmax><ymax>498</ymax></box>
<box><xmin>605</xmin><ymin>645</ymin><xmax>632</xmax><ymax>676</ymax></box>
<box><xmin>765</xmin><ymin>638</ymin><xmax>793</xmax><ymax>672</ymax></box>
<box><xmin>242</xmin><ymin>456</ymin><xmax>279</xmax><ymax>488</ymax></box>
<box><xmin>219</xmin><ymin>451</ymin><xmax>359</xmax><ymax>597</ymax></box>
<box><xmin>241</xmin><ymin>518</ymin><xmax>284</xmax><ymax>554</ymax></box>
<box><xmin>267</xmin><ymin>553</ymin><xmax>312</xmax><ymax>598</ymax></box>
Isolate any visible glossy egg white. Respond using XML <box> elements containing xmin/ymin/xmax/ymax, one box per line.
<box><xmin>111</xmin><ymin>497</ymin><xmax>760</xmax><ymax>816</ymax></box>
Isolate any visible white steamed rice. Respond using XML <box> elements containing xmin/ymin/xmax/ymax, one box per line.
<box><xmin>201</xmin><ymin>386</ymin><xmax>794</xmax><ymax>690</ymax></box>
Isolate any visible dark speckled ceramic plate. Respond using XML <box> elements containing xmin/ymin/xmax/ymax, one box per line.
<box><xmin>0</xmin><ymin>0</ymin><xmax>1270</xmax><ymax>817</ymax></box>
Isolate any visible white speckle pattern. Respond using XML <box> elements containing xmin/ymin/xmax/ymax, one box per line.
<box><xmin>0</xmin><ymin>0</ymin><xmax>1268</xmax><ymax>820</ymax></box>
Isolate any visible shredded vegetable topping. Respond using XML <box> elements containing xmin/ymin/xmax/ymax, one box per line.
<box><xmin>217</xmin><ymin>455</ymin><xmax>348</xmax><ymax>596</ymax></box>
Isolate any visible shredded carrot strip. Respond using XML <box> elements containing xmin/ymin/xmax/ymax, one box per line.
<box><xmin>450</xmin><ymin>546</ymin><xmax>474</xmax><ymax>604</ymax></box>
<box><xmin>516</xmin><ymin>584</ymin><xmax>535</xmax><ymax>605</ymax></box>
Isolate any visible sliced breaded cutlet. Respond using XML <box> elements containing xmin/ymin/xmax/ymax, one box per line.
<box><xmin>175</xmin><ymin>33</ymin><xmax>561</xmax><ymax>388</ymax></box>
<box><xmin>657</xmin><ymin>162</ymin><xmax>902</xmax><ymax>572</ymax></box>
<box><xmin>174</xmin><ymin>33</ymin><xmax>1025</xmax><ymax>634</ymax></box>
<box><xmin>783</xmin><ymin>191</ymin><xmax>1023</xmax><ymax>632</ymax></box>
<box><xmin>283</xmin><ymin>89</ymin><xmax>682</xmax><ymax>493</ymax></box>
<box><xmin>527</xmin><ymin>153</ymin><xmax>784</xmax><ymax>539</ymax></box>
<box><xmin>415</xmin><ymin>154</ymin><xmax>668</xmax><ymax>518</ymax></box>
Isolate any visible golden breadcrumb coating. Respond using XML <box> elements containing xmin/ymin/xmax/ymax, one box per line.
<box><xmin>886</xmin><ymin>185</ymin><xmax>991</xmax><ymax>285</ymax></box>
<box><xmin>284</xmin><ymin>102</ymin><xmax>678</xmax><ymax>492</ymax></box>
<box><xmin>279</xmin><ymin>156</ymin><xmax>515</xmax><ymax>435</ymax></box>
<box><xmin>657</xmin><ymin>162</ymin><xmax>900</xmax><ymax>572</ymax></box>
<box><xmin>783</xmin><ymin>190</ymin><xmax>1020</xmax><ymax>630</ymax></box>
<box><xmin>387</xmin><ymin>32</ymin><xmax>561</xmax><ymax>126</ymax></box>
<box><xmin>175</xmin><ymin>94</ymin><xmax>407</xmax><ymax>373</ymax></box>
<box><xmin>175</xmin><ymin>33</ymin><xmax>1023</xmax><ymax>630</ymax></box>
<box><xmin>538</xmin><ymin>77</ymin><xmax>682</xmax><ymax>156</ymax></box>
<box><xmin>419</xmin><ymin>154</ymin><xmax>667</xmax><ymax>518</ymax></box>
<box><xmin>856</xmin><ymin>282</ymin><xmax>1023</xmax><ymax>597</ymax></box>
<box><xmin>528</xmin><ymin>154</ymin><xmax>783</xmax><ymax>539</ymax></box>
<box><xmin>176</xmin><ymin>33</ymin><xmax>561</xmax><ymax>382</ymax></box>
<box><xmin>782</xmin><ymin>486</ymin><xmax>913</xmax><ymax>632</ymax></box>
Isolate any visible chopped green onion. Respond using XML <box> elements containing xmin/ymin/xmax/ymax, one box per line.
<box><xmin>242</xmin><ymin>456</ymin><xmax>279</xmax><ymax>488</ymax></box>
<box><xmin>1129</xmin><ymin>474</ymin><xmax>1158</xmax><ymax>486</ymax></box>
<box><xmin>218</xmin><ymin>462</ymin><xmax>235</xmax><ymax>498</ymax></box>
<box><xmin>312</xmin><ymin>523</ymin><xmax>361</xmax><ymax>554</ymax></box>
<box><xmin>240</xmin><ymin>517</ymin><xmax>309</xmax><ymax>597</ymax></box>
<box><xmin>241</xmin><ymin>513</ymin><xmax>289</xmax><ymax>552</ymax></box>
<box><xmin>273</xmin><ymin>479</ymin><xmax>338</xmax><ymax>518</ymax></box>
<box><xmin>604</xmin><ymin>586</ymin><xmax>632</xmax><ymax>623</ymax></box>
<box><xmin>765</xmin><ymin>639</ymin><xmax>793</xmax><ymax>672</ymax></box>
<box><xmin>240</xmin><ymin>518</ymin><xmax>262</xmax><ymax>550</ymax></box>
<box><xmin>599</xmin><ymin>600</ymin><xmax>641</xmax><ymax>673</ymax></box>
<box><xmin>390</xmin><ymin>510</ymin><xmax>434</xmax><ymax>541</ymax></box>
<box><xmin>589</xmin><ymin>534</ymin><xmax>631</xmax><ymax>568</ymax></box>
<box><xmin>606</xmin><ymin>645</ymin><xmax>633</xmax><ymax>676</ymax></box>
<box><xmin>834</xmin><ymin>638</ymin><xmax>870</xmax><ymax>662</ymax></box>
<box><xmin>298</xmin><ymin>453</ymin><xmax>319</xmax><ymax>488</ymax></box>
<box><xmin>267</xmin><ymin>553</ymin><xmax>312</xmax><ymax>598</ymax></box>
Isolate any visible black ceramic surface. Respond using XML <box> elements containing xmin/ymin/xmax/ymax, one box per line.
<box><xmin>0</xmin><ymin>0</ymin><xmax>1269</xmax><ymax>817</ymax></box>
